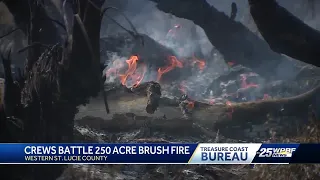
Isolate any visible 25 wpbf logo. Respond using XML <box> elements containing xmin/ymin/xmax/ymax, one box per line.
<box><xmin>257</xmin><ymin>148</ymin><xmax>296</xmax><ymax>157</ymax></box>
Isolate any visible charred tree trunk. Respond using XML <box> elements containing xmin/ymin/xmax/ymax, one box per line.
<box><xmin>2</xmin><ymin>1</ymin><xmax>63</xmax><ymax>144</ymax></box>
<box><xmin>0</xmin><ymin>0</ymin><xmax>105</xmax><ymax>179</ymax></box>
<box><xmin>3</xmin><ymin>0</ymin><xmax>62</xmax><ymax>71</ymax></box>
<box><xmin>248</xmin><ymin>0</ymin><xmax>320</xmax><ymax>67</ymax></box>
<box><xmin>56</xmin><ymin>0</ymin><xmax>104</xmax><ymax>143</ymax></box>
<box><xmin>69</xmin><ymin>0</ymin><xmax>103</xmax><ymax>99</ymax></box>
<box><xmin>2</xmin><ymin>0</ymin><xmax>104</xmax><ymax>142</ymax></box>
<box><xmin>150</xmin><ymin>0</ymin><xmax>298</xmax><ymax>79</ymax></box>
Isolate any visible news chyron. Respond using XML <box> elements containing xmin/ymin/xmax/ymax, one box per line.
<box><xmin>0</xmin><ymin>143</ymin><xmax>316</xmax><ymax>164</ymax></box>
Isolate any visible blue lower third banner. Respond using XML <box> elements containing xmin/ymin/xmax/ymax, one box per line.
<box><xmin>0</xmin><ymin>143</ymin><xmax>319</xmax><ymax>164</ymax></box>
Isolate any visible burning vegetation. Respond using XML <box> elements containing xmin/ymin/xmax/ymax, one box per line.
<box><xmin>0</xmin><ymin>0</ymin><xmax>320</xmax><ymax>180</ymax></box>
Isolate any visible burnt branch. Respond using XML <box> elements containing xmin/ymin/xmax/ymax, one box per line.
<box><xmin>88</xmin><ymin>0</ymin><xmax>144</xmax><ymax>45</ymax></box>
<box><xmin>17</xmin><ymin>42</ymin><xmax>52</xmax><ymax>53</ymax></box>
<box><xmin>74</xmin><ymin>14</ymin><xmax>95</xmax><ymax>63</ymax></box>
<box><xmin>59</xmin><ymin>0</ymin><xmax>73</xmax><ymax>69</ymax></box>
<box><xmin>101</xmin><ymin>6</ymin><xmax>138</xmax><ymax>37</ymax></box>
<box><xmin>230</xmin><ymin>2</ymin><xmax>237</xmax><ymax>20</ymax></box>
<box><xmin>40</xmin><ymin>16</ymin><xmax>67</xmax><ymax>32</ymax></box>
<box><xmin>62</xmin><ymin>0</ymin><xmax>71</xmax><ymax>36</ymax></box>
<box><xmin>0</xmin><ymin>28</ymin><xmax>21</xmax><ymax>39</ymax></box>
<box><xmin>249</xmin><ymin>0</ymin><xmax>320</xmax><ymax>67</ymax></box>
<box><xmin>102</xmin><ymin>90</ymin><xmax>110</xmax><ymax>114</ymax></box>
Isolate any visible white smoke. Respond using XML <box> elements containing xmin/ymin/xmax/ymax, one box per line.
<box><xmin>101</xmin><ymin>0</ymin><xmax>320</xmax><ymax>101</ymax></box>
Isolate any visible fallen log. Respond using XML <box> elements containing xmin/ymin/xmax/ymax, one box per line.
<box><xmin>104</xmin><ymin>81</ymin><xmax>162</xmax><ymax>114</ymax></box>
<box><xmin>103</xmin><ymin>81</ymin><xmax>320</xmax><ymax>130</ymax></box>
<box><xmin>208</xmin><ymin>84</ymin><xmax>320</xmax><ymax>129</ymax></box>
<box><xmin>178</xmin><ymin>84</ymin><xmax>319</xmax><ymax>129</ymax></box>
<box><xmin>76</xmin><ymin>113</ymin><xmax>194</xmax><ymax>135</ymax></box>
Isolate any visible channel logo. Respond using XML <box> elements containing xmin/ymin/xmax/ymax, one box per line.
<box><xmin>257</xmin><ymin>148</ymin><xmax>296</xmax><ymax>158</ymax></box>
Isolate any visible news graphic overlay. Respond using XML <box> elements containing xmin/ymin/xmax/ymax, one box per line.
<box><xmin>0</xmin><ymin>143</ymin><xmax>196</xmax><ymax>164</ymax></box>
<box><xmin>0</xmin><ymin>143</ymin><xmax>319</xmax><ymax>164</ymax></box>
<box><xmin>188</xmin><ymin>143</ymin><xmax>261</xmax><ymax>164</ymax></box>
<box><xmin>251</xmin><ymin>143</ymin><xmax>320</xmax><ymax>164</ymax></box>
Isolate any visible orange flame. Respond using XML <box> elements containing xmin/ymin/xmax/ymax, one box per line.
<box><xmin>226</xmin><ymin>100</ymin><xmax>232</xmax><ymax>107</ymax></box>
<box><xmin>192</xmin><ymin>55</ymin><xmax>205</xmax><ymax>70</ymax></box>
<box><xmin>227</xmin><ymin>61</ymin><xmax>235</xmax><ymax>66</ymax></box>
<box><xmin>240</xmin><ymin>74</ymin><xmax>259</xmax><ymax>89</ymax></box>
<box><xmin>209</xmin><ymin>99</ymin><xmax>215</xmax><ymax>105</ymax></box>
<box><xmin>226</xmin><ymin>100</ymin><xmax>234</xmax><ymax>119</ymax></box>
<box><xmin>118</xmin><ymin>55</ymin><xmax>147</xmax><ymax>88</ymax></box>
<box><xmin>187</xmin><ymin>101</ymin><xmax>195</xmax><ymax>109</ymax></box>
<box><xmin>263</xmin><ymin>94</ymin><xmax>270</xmax><ymax>100</ymax></box>
<box><xmin>157</xmin><ymin>56</ymin><xmax>183</xmax><ymax>81</ymax></box>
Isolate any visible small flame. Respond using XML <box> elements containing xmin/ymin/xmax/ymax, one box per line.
<box><xmin>227</xmin><ymin>61</ymin><xmax>235</xmax><ymax>66</ymax></box>
<box><xmin>192</xmin><ymin>55</ymin><xmax>206</xmax><ymax>71</ymax></box>
<box><xmin>226</xmin><ymin>100</ymin><xmax>232</xmax><ymax>106</ymax></box>
<box><xmin>226</xmin><ymin>100</ymin><xmax>234</xmax><ymax>119</ymax></box>
<box><xmin>209</xmin><ymin>99</ymin><xmax>215</xmax><ymax>105</ymax></box>
<box><xmin>118</xmin><ymin>55</ymin><xmax>147</xmax><ymax>88</ymax></box>
<box><xmin>174</xmin><ymin>24</ymin><xmax>181</xmax><ymax>28</ymax></box>
<box><xmin>103</xmin><ymin>29</ymin><xmax>265</xmax><ymax>110</ymax></box>
<box><xmin>240</xmin><ymin>73</ymin><xmax>259</xmax><ymax>89</ymax></box>
<box><xmin>157</xmin><ymin>56</ymin><xmax>183</xmax><ymax>81</ymax></box>
<box><xmin>263</xmin><ymin>94</ymin><xmax>270</xmax><ymax>100</ymax></box>
<box><xmin>167</xmin><ymin>24</ymin><xmax>181</xmax><ymax>36</ymax></box>
<box><xmin>187</xmin><ymin>101</ymin><xmax>195</xmax><ymax>109</ymax></box>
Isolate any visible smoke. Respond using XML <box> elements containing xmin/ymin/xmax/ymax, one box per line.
<box><xmin>102</xmin><ymin>0</ymin><xmax>320</xmax><ymax>62</ymax></box>
<box><xmin>101</xmin><ymin>0</ymin><xmax>214</xmax><ymax>59</ymax></box>
<box><xmin>101</xmin><ymin>0</ymin><xmax>320</xmax><ymax>102</ymax></box>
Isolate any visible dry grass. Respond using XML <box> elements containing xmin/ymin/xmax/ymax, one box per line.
<box><xmin>247</xmin><ymin>107</ymin><xmax>320</xmax><ymax>180</ymax></box>
<box><xmin>68</xmin><ymin>105</ymin><xmax>320</xmax><ymax>180</ymax></box>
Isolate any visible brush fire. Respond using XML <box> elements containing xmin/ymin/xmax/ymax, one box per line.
<box><xmin>102</xmin><ymin>24</ymin><xmax>272</xmax><ymax>117</ymax></box>
<box><xmin>1</xmin><ymin>0</ymin><xmax>320</xmax><ymax>179</ymax></box>
<box><xmin>98</xmin><ymin>22</ymin><xmax>319</xmax><ymax>139</ymax></box>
